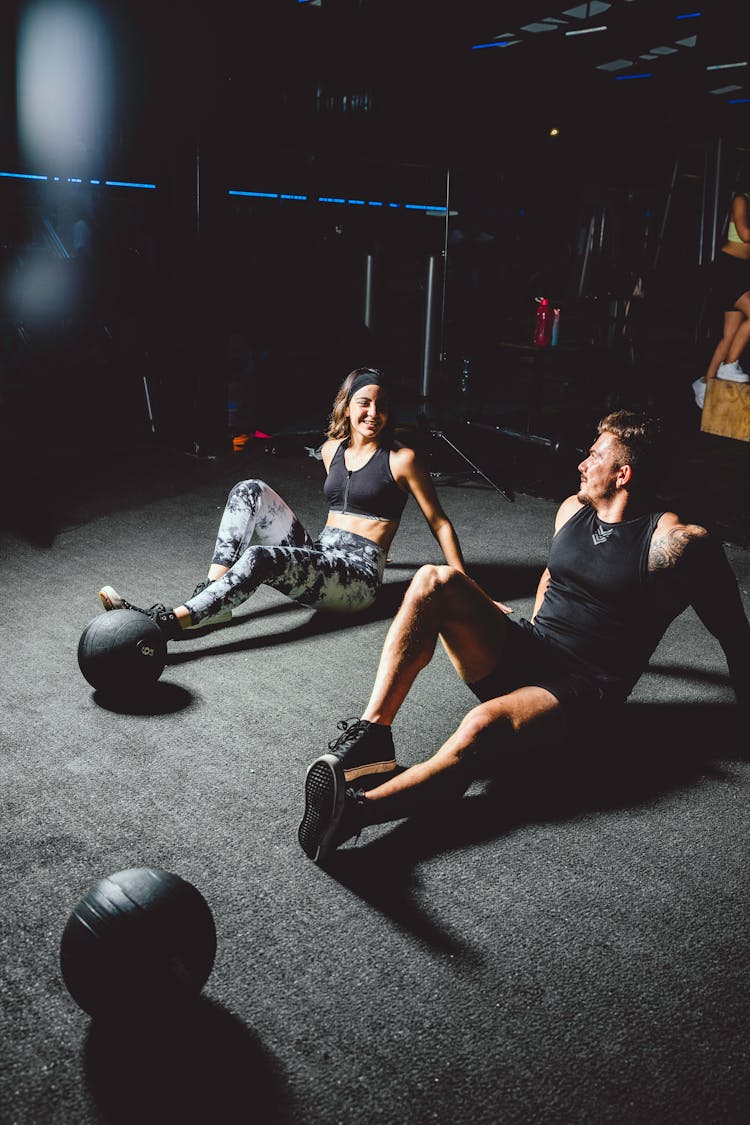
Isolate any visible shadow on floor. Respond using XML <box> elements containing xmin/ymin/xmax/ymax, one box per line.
<box><xmin>325</xmin><ymin>702</ymin><xmax>745</xmax><ymax>954</ymax></box>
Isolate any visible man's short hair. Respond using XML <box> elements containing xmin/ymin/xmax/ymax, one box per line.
<box><xmin>597</xmin><ymin>410</ymin><xmax>663</xmax><ymax>491</ymax></box>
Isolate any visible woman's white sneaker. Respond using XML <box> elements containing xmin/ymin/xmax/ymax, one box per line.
<box><xmin>717</xmin><ymin>361</ymin><xmax>750</xmax><ymax>382</ymax></box>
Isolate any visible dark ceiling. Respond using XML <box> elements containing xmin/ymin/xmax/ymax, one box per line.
<box><xmin>216</xmin><ymin>0</ymin><xmax>749</xmax><ymax>175</ymax></box>
<box><xmin>0</xmin><ymin>0</ymin><xmax>747</xmax><ymax>189</ymax></box>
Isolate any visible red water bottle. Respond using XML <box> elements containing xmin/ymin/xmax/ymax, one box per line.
<box><xmin>532</xmin><ymin>297</ymin><xmax>553</xmax><ymax>347</ymax></box>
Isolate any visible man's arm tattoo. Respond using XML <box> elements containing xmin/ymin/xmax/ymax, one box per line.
<box><xmin>648</xmin><ymin>525</ymin><xmax>707</xmax><ymax>572</ymax></box>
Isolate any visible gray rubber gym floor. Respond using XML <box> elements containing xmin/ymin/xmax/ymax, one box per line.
<box><xmin>1</xmin><ymin>440</ymin><xmax>748</xmax><ymax>1125</ymax></box>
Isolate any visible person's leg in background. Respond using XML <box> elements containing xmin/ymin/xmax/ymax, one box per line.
<box><xmin>719</xmin><ymin>291</ymin><xmax>750</xmax><ymax>376</ymax></box>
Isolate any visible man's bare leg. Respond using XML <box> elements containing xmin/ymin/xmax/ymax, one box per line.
<box><xmin>301</xmin><ymin>565</ymin><xmax>515</xmax><ymax>793</ymax></box>
<box><xmin>299</xmin><ymin>564</ymin><xmax>562</xmax><ymax>863</ymax></box>
<box><xmin>298</xmin><ymin>682</ymin><xmax>561</xmax><ymax>862</ymax></box>
<box><xmin>364</xmin><ymin>686</ymin><xmax>560</xmax><ymax>805</ymax></box>
<box><xmin>299</xmin><ymin>564</ymin><xmax>514</xmax><ymax>861</ymax></box>
<box><xmin>362</xmin><ymin>564</ymin><xmax>514</xmax><ymax>726</ymax></box>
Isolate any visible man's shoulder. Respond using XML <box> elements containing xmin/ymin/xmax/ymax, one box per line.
<box><xmin>554</xmin><ymin>495</ymin><xmax>585</xmax><ymax>531</ymax></box>
<box><xmin>648</xmin><ymin>513</ymin><xmax>709</xmax><ymax>572</ymax></box>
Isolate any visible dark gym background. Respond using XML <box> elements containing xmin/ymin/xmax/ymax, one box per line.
<box><xmin>1</xmin><ymin>3</ymin><xmax>749</xmax><ymax>1123</ymax></box>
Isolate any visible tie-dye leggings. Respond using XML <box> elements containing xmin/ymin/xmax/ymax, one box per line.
<box><xmin>184</xmin><ymin>479</ymin><xmax>387</xmax><ymax>625</ymax></box>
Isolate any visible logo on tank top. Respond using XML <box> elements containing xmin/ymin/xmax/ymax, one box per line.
<box><xmin>592</xmin><ymin>522</ymin><xmax>614</xmax><ymax>546</ymax></box>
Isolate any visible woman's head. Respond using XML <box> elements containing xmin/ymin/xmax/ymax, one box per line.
<box><xmin>326</xmin><ymin>367</ymin><xmax>396</xmax><ymax>445</ymax></box>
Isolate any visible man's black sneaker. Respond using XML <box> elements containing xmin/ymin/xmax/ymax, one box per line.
<box><xmin>99</xmin><ymin>586</ymin><xmax>182</xmax><ymax>639</ymax></box>
<box><xmin>298</xmin><ymin>754</ymin><xmax>368</xmax><ymax>864</ymax></box>
<box><xmin>327</xmin><ymin>717</ymin><xmax>396</xmax><ymax>782</ymax></box>
<box><xmin>183</xmin><ymin>579</ymin><xmax>232</xmax><ymax>631</ymax></box>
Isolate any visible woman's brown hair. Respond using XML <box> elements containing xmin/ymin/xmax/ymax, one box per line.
<box><xmin>325</xmin><ymin>367</ymin><xmax>396</xmax><ymax>446</ymax></box>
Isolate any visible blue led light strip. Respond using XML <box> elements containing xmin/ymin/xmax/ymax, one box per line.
<box><xmin>104</xmin><ymin>179</ymin><xmax>156</xmax><ymax>189</ymax></box>
<box><xmin>229</xmin><ymin>189</ymin><xmax>446</xmax><ymax>214</ymax></box>
<box><xmin>615</xmin><ymin>72</ymin><xmax>653</xmax><ymax>81</ymax></box>
<box><xmin>229</xmin><ymin>190</ymin><xmax>278</xmax><ymax>198</ymax></box>
<box><xmin>0</xmin><ymin>171</ymin><xmax>48</xmax><ymax>181</ymax></box>
<box><xmin>0</xmin><ymin>170</ymin><xmax>156</xmax><ymax>189</ymax></box>
<box><xmin>1</xmin><ymin>171</ymin><xmax>446</xmax><ymax>212</ymax></box>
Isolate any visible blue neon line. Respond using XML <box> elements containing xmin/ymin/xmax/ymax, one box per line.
<box><xmin>228</xmin><ymin>189</ymin><xmax>442</xmax><ymax>212</ymax></box>
<box><xmin>471</xmin><ymin>41</ymin><xmax>514</xmax><ymax>50</ymax></box>
<box><xmin>104</xmin><ymin>180</ymin><xmax>156</xmax><ymax>189</ymax></box>
<box><xmin>0</xmin><ymin>171</ymin><xmax>159</xmax><ymax>187</ymax></box>
<box><xmin>675</xmin><ymin>11</ymin><xmax>701</xmax><ymax>19</ymax></box>
<box><xmin>728</xmin><ymin>97</ymin><xmax>750</xmax><ymax>104</ymax></box>
<box><xmin>0</xmin><ymin>170</ymin><xmax>48</xmax><ymax>181</ymax></box>
<box><xmin>615</xmin><ymin>72</ymin><xmax>653</xmax><ymax>80</ymax></box>
<box><xmin>2</xmin><ymin>174</ymin><xmax>447</xmax><ymax>204</ymax></box>
<box><xmin>228</xmin><ymin>190</ymin><xmax>278</xmax><ymax>198</ymax></box>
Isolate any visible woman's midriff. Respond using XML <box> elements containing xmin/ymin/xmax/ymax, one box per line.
<box><xmin>325</xmin><ymin>510</ymin><xmax>399</xmax><ymax>551</ymax></box>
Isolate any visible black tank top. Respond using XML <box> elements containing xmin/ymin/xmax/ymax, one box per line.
<box><xmin>533</xmin><ymin>505</ymin><xmax>684</xmax><ymax>698</ymax></box>
<box><xmin>323</xmin><ymin>441</ymin><xmax>409</xmax><ymax>522</ymax></box>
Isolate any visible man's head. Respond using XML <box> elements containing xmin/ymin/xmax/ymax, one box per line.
<box><xmin>578</xmin><ymin>411</ymin><xmax>662</xmax><ymax>506</ymax></box>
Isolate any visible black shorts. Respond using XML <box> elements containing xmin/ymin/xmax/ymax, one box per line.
<box><xmin>708</xmin><ymin>251</ymin><xmax>750</xmax><ymax>314</ymax></box>
<box><xmin>467</xmin><ymin>617</ymin><xmax>606</xmax><ymax>713</ymax></box>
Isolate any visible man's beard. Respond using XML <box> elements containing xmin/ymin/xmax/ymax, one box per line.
<box><xmin>578</xmin><ymin>474</ymin><xmax>621</xmax><ymax>507</ymax></box>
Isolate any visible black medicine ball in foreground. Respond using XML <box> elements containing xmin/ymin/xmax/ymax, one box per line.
<box><xmin>60</xmin><ymin>868</ymin><xmax>217</xmax><ymax>1024</ymax></box>
<box><xmin>77</xmin><ymin>609</ymin><xmax>166</xmax><ymax>693</ymax></box>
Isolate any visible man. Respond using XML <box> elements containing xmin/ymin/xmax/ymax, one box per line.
<box><xmin>298</xmin><ymin>411</ymin><xmax>750</xmax><ymax>864</ymax></box>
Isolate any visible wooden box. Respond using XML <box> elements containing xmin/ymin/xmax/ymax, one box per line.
<box><xmin>701</xmin><ymin>378</ymin><xmax>750</xmax><ymax>442</ymax></box>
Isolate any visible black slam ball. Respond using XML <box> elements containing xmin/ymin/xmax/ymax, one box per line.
<box><xmin>77</xmin><ymin>609</ymin><xmax>166</xmax><ymax>693</ymax></box>
<box><xmin>60</xmin><ymin>868</ymin><xmax>217</xmax><ymax>1024</ymax></box>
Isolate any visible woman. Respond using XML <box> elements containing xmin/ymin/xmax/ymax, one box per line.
<box><xmin>99</xmin><ymin>368</ymin><xmax>466</xmax><ymax>639</ymax></box>
<box><xmin>693</xmin><ymin>189</ymin><xmax>750</xmax><ymax>408</ymax></box>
